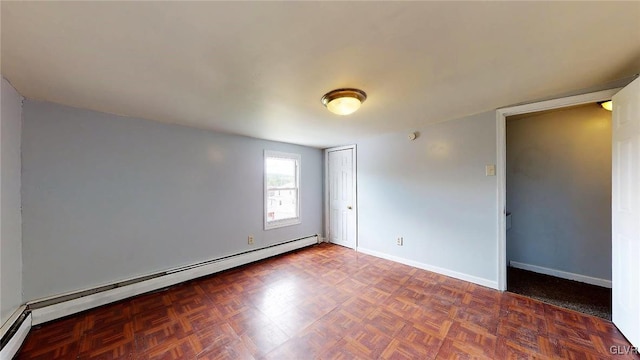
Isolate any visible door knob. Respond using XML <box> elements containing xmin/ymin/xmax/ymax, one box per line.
<box><xmin>347</xmin><ymin>206</ymin><xmax>353</xmax><ymax>209</ymax></box>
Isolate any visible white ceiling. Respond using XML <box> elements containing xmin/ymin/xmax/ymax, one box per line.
<box><xmin>2</xmin><ymin>2</ymin><xmax>639</xmax><ymax>148</ymax></box>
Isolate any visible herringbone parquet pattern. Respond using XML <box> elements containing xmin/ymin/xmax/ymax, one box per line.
<box><xmin>16</xmin><ymin>243</ymin><xmax>639</xmax><ymax>359</ymax></box>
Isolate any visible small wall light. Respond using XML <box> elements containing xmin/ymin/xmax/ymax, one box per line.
<box><xmin>321</xmin><ymin>88</ymin><xmax>367</xmax><ymax>116</ymax></box>
<box><xmin>600</xmin><ymin>100</ymin><xmax>613</xmax><ymax>111</ymax></box>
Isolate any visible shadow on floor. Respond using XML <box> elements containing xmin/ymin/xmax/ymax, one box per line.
<box><xmin>507</xmin><ymin>267</ymin><xmax>611</xmax><ymax>320</ymax></box>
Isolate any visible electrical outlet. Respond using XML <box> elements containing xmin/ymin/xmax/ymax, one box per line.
<box><xmin>397</xmin><ymin>237</ymin><xmax>403</xmax><ymax>246</ymax></box>
<box><xmin>248</xmin><ymin>235</ymin><xmax>254</xmax><ymax>245</ymax></box>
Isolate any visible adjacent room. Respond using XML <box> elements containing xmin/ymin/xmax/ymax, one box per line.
<box><xmin>505</xmin><ymin>103</ymin><xmax>613</xmax><ymax>320</ymax></box>
<box><xmin>1</xmin><ymin>2</ymin><xmax>639</xmax><ymax>359</ymax></box>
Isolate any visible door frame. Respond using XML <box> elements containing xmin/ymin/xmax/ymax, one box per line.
<box><xmin>324</xmin><ymin>145</ymin><xmax>358</xmax><ymax>249</ymax></box>
<box><xmin>495</xmin><ymin>88</ymin><xmax>621</xmax><ymax>291</ymax></box>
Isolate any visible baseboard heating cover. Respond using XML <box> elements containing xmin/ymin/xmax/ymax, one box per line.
<box><xmin>27</xmin><ymin>235</ymin><xmax>319</xmax><ymax>325</ymax></box>
<box><xmin>0</xmin><ymin>307</ymin><xmax>31</xmax><ymax>360</ymax></box>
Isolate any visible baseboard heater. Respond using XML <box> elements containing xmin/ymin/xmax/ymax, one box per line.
<box><xmin>0</xmin><ymin>235</ymin><xmax>318</xmax><ymax>359</ymax></box>
<box><xmin>0</xmin><ymin>307</ymin><xmax>31</xmax><ymax>360</ymax></box>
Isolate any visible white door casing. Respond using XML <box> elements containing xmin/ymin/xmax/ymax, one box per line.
<box><xmin>612</xmin><ymin>77</ymin><xmax>640</xmax><ymax>348</ymax></box>
<box><xmin>326</xmin><ymin>146</ymin><xmax>357</xmax><ymax>249</ymax></box>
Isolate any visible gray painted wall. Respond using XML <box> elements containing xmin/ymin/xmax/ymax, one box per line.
<box><xmin>506</xmin><ymin>104</ymin><xmax>612</xmax><ymax>280</ymax></box>
<box><xmin>357</xmin><ymin>111</ymin><xmax>498</xmax><ymax>284</ymax></box>
<box><xmin>21</xmin><ymin>100</ymin><xmax>323</xmax><ymax>301</ymax></box>
<box><xmin>1</xmin><ymin>78</ymin><xmax>23</xmax><ymax>325</ymax></box>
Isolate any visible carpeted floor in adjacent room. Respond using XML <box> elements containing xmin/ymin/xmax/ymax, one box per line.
<box><xmin>507</xmin><ymin>266</ymin><xmax>611</xmax><ymax>320</ymax></box>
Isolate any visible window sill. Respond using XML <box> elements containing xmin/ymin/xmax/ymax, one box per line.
<box><xmin>265</xmin><ymin>218</ymin><xmax>301</xmax><ymax>230</ymax></box>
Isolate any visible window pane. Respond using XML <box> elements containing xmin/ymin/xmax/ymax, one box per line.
<box><xmin>265</xmin><ymin>153</ymin><xmax>300</xmax><ymax>229</ymax></box>
<box><xmin>266</xmin><ymin>189</ymin><xmax>297</xmax><ymax>221</ymax></box>
<box><xmin>266</xmin><ymin>158</ymin><xmax>296</xmax><ymax>187</ymax></box>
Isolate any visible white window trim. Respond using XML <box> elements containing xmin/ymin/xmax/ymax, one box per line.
<box><xmin>264</xmin><ymin>150</ymin><xmax>301</xmax><ymax>230</ymax></box>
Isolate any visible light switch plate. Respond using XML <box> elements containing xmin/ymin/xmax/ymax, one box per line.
<box><xmin>486</xmin><ymin>164</ymin><xmax>496</xmax><ymax>176</ymax></box>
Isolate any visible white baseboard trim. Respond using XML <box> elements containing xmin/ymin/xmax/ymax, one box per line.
<box><xmin>0</xmin><ymin>313</ymin><xmax>31</xmax><ymax>360</ymax></box>
<box><xmin>30</xmin><ymin>236</ymin><xmax>318</xmax><ymax>325</ymax></box>
<box><xmin>509</xmin><ymin>261</ymin><xmax>612</xmax><ymax>288</ymax></box>
<box><xmin>356</xmin><ymin>247</ymin><xmax>499</xmax><ymax>290</ymax></box>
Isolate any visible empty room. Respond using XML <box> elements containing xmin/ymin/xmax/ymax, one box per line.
<box><xmin>1</xmin><ymin>2</ymin><xmax>639</xmax><ymax>359</ymax></box>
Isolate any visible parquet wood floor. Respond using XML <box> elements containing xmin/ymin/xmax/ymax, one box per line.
<box><xmin>16</xmin><ymin>243</ymin><xmax>639</xmax><ymax>359</ymax></box>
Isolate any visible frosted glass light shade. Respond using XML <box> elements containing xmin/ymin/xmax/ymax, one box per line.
<box><xmin>321</xmin><ymin>88</ymin><xmax>367</xmax><ymax>116</ymax></box>
<box><xmin>326</xmin><ymin>97</ymin><xmax>362</xmax><ymax>115</ymax></box>
<box><xmin>600</xmin><ymin>100</ymin><xmax>612</xmax><ymax>111</ymax></box>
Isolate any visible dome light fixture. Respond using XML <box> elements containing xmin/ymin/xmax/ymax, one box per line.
<box><xmin>599</xmin><ymin>100</ymin><xmax>613</xmax><ymax>111</ymax></box>
<box><xmin>321</xmin><ymin>88</ymin><xmax>367</xmax><ymax>116</ymax></box>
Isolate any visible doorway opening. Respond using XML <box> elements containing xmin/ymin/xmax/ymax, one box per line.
<box><xmin>505</xmin><ymin>103</ymin><xmax>612</xmax><ymax>319</ymax></box>
<box><xmin>495</xmin><ymin>88</ymin><xmax>621</xmax><ymax>313</ymax></box>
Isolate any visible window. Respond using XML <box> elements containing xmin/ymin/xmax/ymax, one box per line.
<box><xmin>264</xmin><ymin>151</ymin><xmax>301</xmax><ymax>229</ymax></box>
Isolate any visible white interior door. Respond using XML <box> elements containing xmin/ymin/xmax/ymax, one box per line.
<box><xmin>612</xmin><ymin>77</ymin><xmax>640</xmax><ymax>347</ymax></box>
<box><xmin>327</xmin><ymin>147</ymin><xmax>356</xmax><ymax>249</ymax></box>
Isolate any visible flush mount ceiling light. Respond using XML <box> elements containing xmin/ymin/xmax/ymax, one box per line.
<box><xmin>599</xmin><ymin>100</ymin><xmax>613</xmax><ymax>111</ymax></box>
<box><xmin>321</xmin><ymin>88</ymin><xmax>367</xmax><ymax>116</ymax></box>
